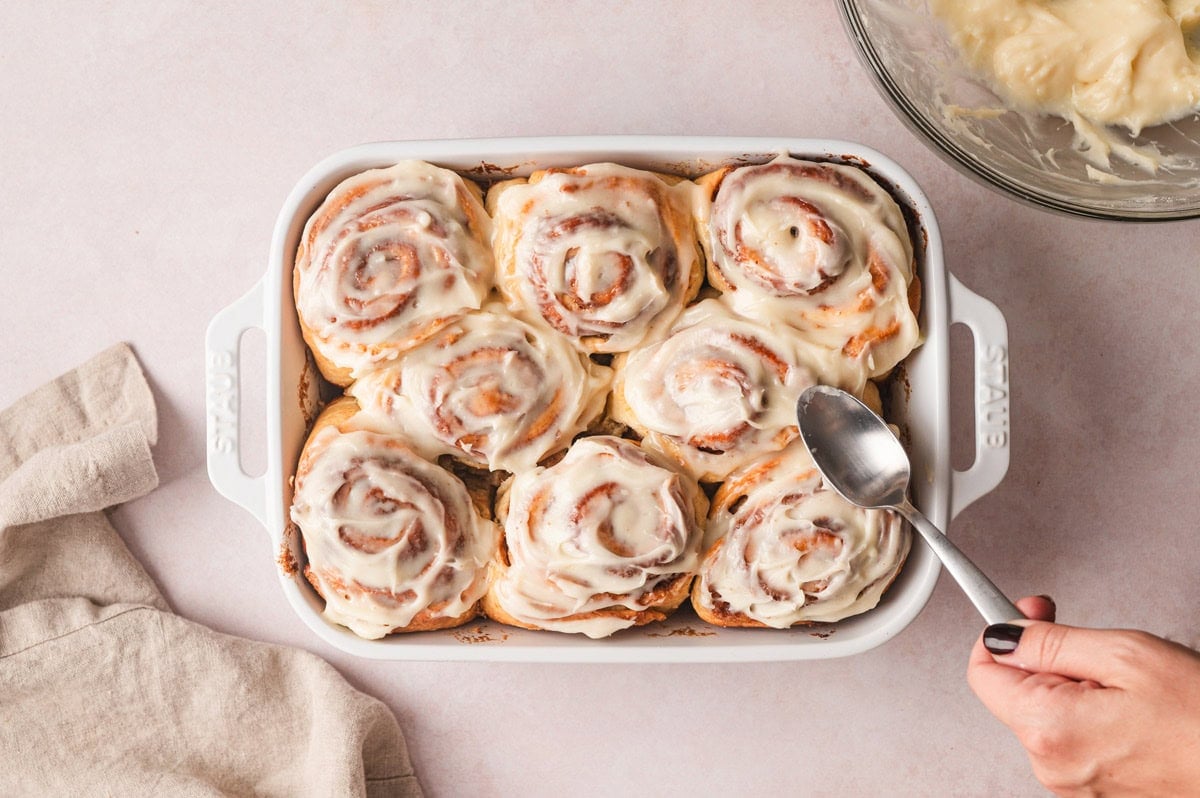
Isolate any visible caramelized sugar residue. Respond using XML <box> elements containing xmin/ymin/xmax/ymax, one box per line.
<box><xmin>278</xmin><ymin>527</ymin><xmax>300</xmax><ymax>577</ymax></box>
<box><xmin>452</xmin><ymin>625</ymin><xmax>511</xmax><ymax>644</ymax></box>
<box><xmin>646</xmin><ymin>626</ymin><xmax>717</xmax><ymax>638</ymax></box>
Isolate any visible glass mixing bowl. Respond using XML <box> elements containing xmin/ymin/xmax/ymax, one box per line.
<box><xmin>838</xmin><ymin>0</ymin><xmax>1200</xmax><ymax>220</ymax></box>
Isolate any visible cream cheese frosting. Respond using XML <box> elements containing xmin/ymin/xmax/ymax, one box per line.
<box><xmin>289</xmin><ymin>156</ymin><xmax>926</xmax><ymax>640</ymax></box>
<box><xmin>347</xmin><ymin>306</ymin><xmax>611</xmax><ymax>473</ymax></box>
<box><xmin>613</xmin><ymin>298</ymin><xmax>826</xmax><ymax>482</ymax></box>
<box><xmin>489</xmin><ymin>163</ymin><xmax>701</xmax><ymax>353</ymax></box>
<box><xmin>697</xmin><ymin>155</ymin><xmax>919</xmax><ymax>385</ymax></box>
<box><xmin>695</xmin><ymin>442</ymin><xmax>909</xmax><ymax>627</ymax></box>
<box><xmin>290</xmin><ymin>425</ymin><xmax>497</xmax><ymax>639</ymax></box>
<box><xmin>931</xmin><ymin>0</ymin><xmax>1200</xmax><ymax>135</ymax></box>
<box><xmin>488</xmin><ymin>436</ymin><xmax>704</xmax><ymax>638</ymax></box>
<box><xmin>294</xmin><ymin>160</ymin><xmax>493</xmax><ymax>380</ymax></box>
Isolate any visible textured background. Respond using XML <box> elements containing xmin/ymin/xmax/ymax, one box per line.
<box><xmin>3</xmin><ymin>2</ymin><xmax>1198</xmax><ymax>795</ymax></box>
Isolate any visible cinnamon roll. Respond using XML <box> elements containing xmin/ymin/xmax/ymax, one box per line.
<box><xmin>693</xmin><ymin>442</ymin><xmax>909</xmax><ymax>628</ymax></box>
<box><xmin>290</xmin><ymin>397</ymin><xmax>498</xmax><ymax>638</ymax></box>
<box><xmin>294</xmin><ymin>160</ymin><xmax>493</xmax><ymax>386</ymax></box>
<box><xmin>610</xmin><ymin>298</ymin><xmax>821</xmax><ymax>482</ymax></box>
<box><xmin>488</xmin><ymin>163</ymin><xmax>702</xmax><ymax>353</ymax></box>
<box><xmin>696</xmin><ymin>155</ymin><xmax>920</xmax><ymax>385</ymax></box>
<box><xmin>483</xmin><ymin>436</ymin><xmax>706</xmax><ymax>638</ymax></box>
<box><xmin>347</xmin><ymin>305</ymin><xmax>611</xmax><ymax>474</ymax></box>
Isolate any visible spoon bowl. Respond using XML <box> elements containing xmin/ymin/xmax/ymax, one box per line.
<box><xmin>796</xmin><ymin>385</ymin><xmax>1022</xmax><ymax>625</ymax></box>
<box><xmin>794</xmin><ymin>387</ymin><xmax>911</xmax><ymax>509</ymax></box>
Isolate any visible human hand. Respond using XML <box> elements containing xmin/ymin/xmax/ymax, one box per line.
<box><xmin>967</xmin><ymin>596</ymin><xmax>1200</xmax><ymax>796</ymax></box>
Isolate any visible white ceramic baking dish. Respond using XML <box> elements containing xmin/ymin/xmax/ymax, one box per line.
<box><xmin>205</xmin><ymin>136</ymin><xmax>1010</xmax><ymax>662</ymax></box>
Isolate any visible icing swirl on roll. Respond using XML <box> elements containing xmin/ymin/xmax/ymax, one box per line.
<box><xmin>484</xmin><ymin>436</ymin><xmax>705</xmax><ymax>638</ymax></box>
<box><xmin>290</xmin><ymin>402</ymin><xmax>497</xmax><ymax>639</ymax></box>
<box><xmin>294</xmin><ymin>160</ymin><xmax>493</xmax><ymax>384</ymax></box>
<box><xmin>347</xmin><ymin>306</ymin><xmax>611</xmax><ymax>473</ymax></box>
<box><xmin>489</xmin><ymin>163</ymin><xmax>702</xmax><ymax>353</ymax></box>
<box><xmin>693</xmin><ymin>442</ymin><xmax>909</xmax><ymax>628</ymax></box>
<box><xmin>697</xmin><ymin>155</ymin><xmax>919</xmax><ymax>383</ymax></box>
<box><xmin>611</xmin><ymin>299</ymin><xmax>821</xmax><ymax>482</ymax></box>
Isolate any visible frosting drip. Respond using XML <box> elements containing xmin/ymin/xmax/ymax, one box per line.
<box><xmin>295</xmin><ymin>160</ymin><xmax>493</xmax><ymax>378</ymax></box>
<box><xmin>696</xmin><ymin>443</ymin><xmax>909</xmax><ymax>627</ymax></box>
<box><xmin>347</xmin><ymin>306</ymin><xmax>611</xmax><ymax>473</ymax></box>
<box><xmin>291</xmin><ymin>426</ymin><xmax>496</xmax><ymax>639</ymax></box>
<box><xmin>490</xmin><ymin>436</ymin><xmax>703</xmax><ymax>638</ymax></box>
<box><xmin>614</xmin><ymin>298</ymin><xmax>819</xmax><ymax>482</ymax></box>
<box><xmin>491</xmin><ymin>163</ymin><xmax>700</xmax><ymax>353</ymax></box>
<box><xmin>699</xmin><ymin>156</ymin><xmax>918</xmax><ymax>384</ymax></box>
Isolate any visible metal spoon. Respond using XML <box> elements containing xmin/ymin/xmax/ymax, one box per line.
<box><xmin>796</xmin><ymin>385</ymin><xmax>1022</xmax><ymax>624</ymax></box>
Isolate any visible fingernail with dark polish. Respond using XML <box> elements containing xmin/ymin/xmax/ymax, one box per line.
<box><xmin>984</xmin><ymin>623</ymin><xmax>1024</xmax><ymax>655</ymax></box>
<box><xmin>1037</xmin><ymin>594</ymin><xmax>1055</xmax><ymax>608</ymax></box>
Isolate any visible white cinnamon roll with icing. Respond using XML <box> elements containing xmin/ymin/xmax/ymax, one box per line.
<box><xmin>293</xmin><ymin>160</ymin><xmax>493</xmax><ymax>385</ymax></box>
<box><xmin>347</xmin><ymin>306</ymin><xmax>611</xmax><ymax>474</ymax></box>
<box><xmin>488</xmin><ymin>163</ymin><xmax>703</xmax><ymax>353</ymax></box>
<box><xmin>483</xmin><ymin>436</ymin><xmax>706</xmax><ymax>638</ymax></box>
<box><xmin>610</xmin><ymin>298</ymin><xmax>823</xmax><ymax>483</ymax></box>
<box><xmin>696</xmin><ymin>155</ymin><xmax>920</xmax><ymax>384</ymax></box>
<box><xmin>290</xmin><ymin>398</ymin><xmax>498</xmax><ymax>639</ymax></box>
<box><xmin>693</xmin><ymin>442</ymin><xmax>909</xmax><ymax>628</ymax></box>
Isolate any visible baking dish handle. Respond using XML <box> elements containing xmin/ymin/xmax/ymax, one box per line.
<box><xmin>205</xmin><ymin>278</ymin><xmax>268</xmax><ymax>528</ymax></box>
<box><xmin>948</xmin><ymin>274</ymin><xmax>1010</xmax><ymax>520</ymax></box>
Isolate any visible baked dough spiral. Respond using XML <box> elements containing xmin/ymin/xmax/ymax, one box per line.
<box><xmin>488</xmin><ymin>163</ymin><xmax>702</xmax><ymax>353</ymax></box>
<box><xmin>696</xmin><ymin>155</ymin><xmax>920</xmax><ymax>384</ymax></box>
<box><xmin>294</xmin><ymin>160</ymin><xmax>494</xmax><ymax>386</ymax></box>
<box><xmin>693</xmin><ymin>442</ymin><xmax>909</xmax><ymax>628</ymax></box>
<box><xmin>483</xmin><ymin>436</ymin><xmax>706</xmax><ymax>638</ymax></box>
<box><xmin>611</xmin><ymin>298</ymin><xmax>821</xmax><ymax>482</ymax></box>
<box><xmin>347</xmin><ymin>306</ymin><xmax>611</xmax><ymax>474</ymax></box>
<box><xmin>290</xmin><ymin>397</ymin><xmax>498</xmax><ymax>638</ymax></box>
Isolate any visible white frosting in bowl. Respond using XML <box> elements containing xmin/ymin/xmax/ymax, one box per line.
<box><xmin>932</xmin><ymin>0</ymin><xmax>1200</xmax><ymax>136</ymax></box>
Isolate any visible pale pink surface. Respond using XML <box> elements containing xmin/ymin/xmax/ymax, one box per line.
<box><xmin>2</xmin><ymin>3</ymin><xmax>1198</xmax><ymax>796</ymax></box>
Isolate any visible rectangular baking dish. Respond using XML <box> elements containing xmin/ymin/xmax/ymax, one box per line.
<box><xmin>205</xmin><ymin>136</ymin><xmax>1010</xmax><ymax>662</ymax></box>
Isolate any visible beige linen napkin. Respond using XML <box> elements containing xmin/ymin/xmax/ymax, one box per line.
<box><xmin>0</xmin><ymin>344</ymin><xmax>422</xmax><ymax>798</ymax></box>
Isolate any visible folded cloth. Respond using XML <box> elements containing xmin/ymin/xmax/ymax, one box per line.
<box><xmin>0</xmin><ymin>344</ymin><xmax>422</xmax><ymax>797</ymax></box>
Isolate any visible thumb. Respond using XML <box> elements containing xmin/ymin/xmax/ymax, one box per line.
<box><xmin>983</xmin><ymin>621</ymin><xmax>1133</xmax><ymax>685</ymax></box>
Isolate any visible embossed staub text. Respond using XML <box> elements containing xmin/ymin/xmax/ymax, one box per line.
<box><xmin>207</xmin><ymin>350</ymin><xmax>238</xmax><ymax>454</ymax></box>
<box><xmin>978</xmin><ymin>344</ymin><xmax>1008</xmax><ymax>449</ymax></box>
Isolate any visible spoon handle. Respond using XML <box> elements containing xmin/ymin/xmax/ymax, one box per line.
<box><xmin>897</xmin><ymin>500</ymin><xmax>1024</xmax><ymax>624</ymax></box>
